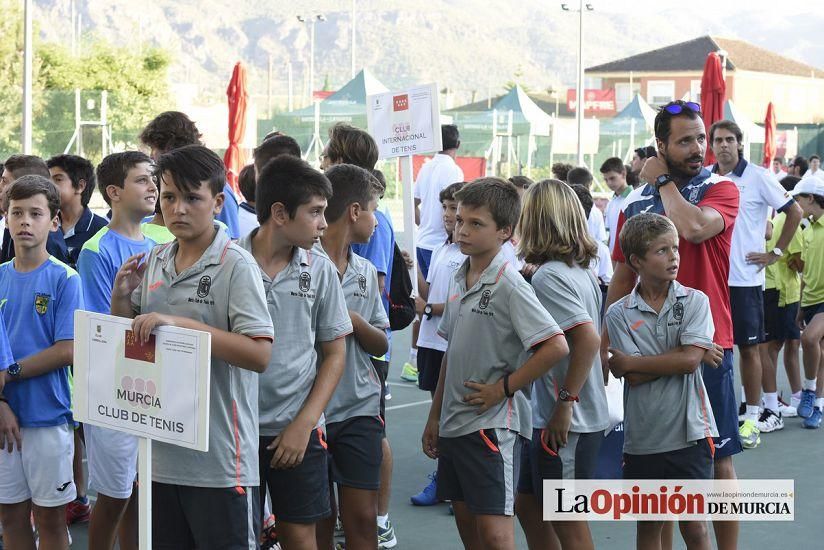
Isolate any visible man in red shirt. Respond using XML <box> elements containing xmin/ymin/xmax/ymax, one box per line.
<box><xmin>605</xmin><ymin>100</ymin><xmax>741</xmax><ymax>550</ymax></box>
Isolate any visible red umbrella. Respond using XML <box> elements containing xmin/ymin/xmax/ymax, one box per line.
<box><xmin>700</xmin><ymin>52</ymin><xmax>726</xmax><ymax>166</ymax></box>
<box><xmin>763</xmin><ymin>102</ymin><xmax>777</xmax><ymax>168</ymax></box>
<box><xmin>224</xmin><ymin>62</ymin><xmax>248</xmax><ymax>197</ymax></box>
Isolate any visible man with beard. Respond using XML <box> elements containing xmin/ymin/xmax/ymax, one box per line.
<box><xmin>605</xmin><ymin>100</ymin><xmax>741</xmax><ymax>550</ymax></box>
<box><xmin>710</xmin><ymin>120</ymin><xmax>802</xmax><ymax>445</ymax></box>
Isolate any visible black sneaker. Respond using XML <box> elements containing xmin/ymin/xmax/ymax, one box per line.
<box><xmin>738</xmin><ymin>401</ymin><xmax>746</xmax><ymax>425</ymax></box>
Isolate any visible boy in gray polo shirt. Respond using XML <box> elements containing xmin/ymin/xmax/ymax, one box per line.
<box><xmin>238</xmin><ymin>155</ymin><xmax>352</xmax><ymax>547</ymax></box>
<box><xmin>422</xmin><ymin>178</ymin><xmax>569</xmax><ymax>550</ymax></box>
<box><xmin>315</xmin><ymin>164</ymin><xmax>390</xmax><ymax>550</ymax></box>
<box><xmin>605</xmin><ymin>213</ymin><xmax>717</xmax><ymax>549</ymax></box>
<box><xmin>111</xmin><ymin>145</ymin><xmax>274</xmax><ymax>549</ymax></box>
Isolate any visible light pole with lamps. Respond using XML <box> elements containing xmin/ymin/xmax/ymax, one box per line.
<box><xmin>297</xmin><ymin>13</ymin><xmax>326</xmax><ymax>103</ymax></box>
<box><xmin>562</xmin><ymin>1</ymin><xmax>594</xmax><ymax>166</ymax></box>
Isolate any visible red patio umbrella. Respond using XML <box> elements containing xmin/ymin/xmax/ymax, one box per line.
<box><xmin>701</xmin><ymin>52</ymin><xmax>726</xmax><ymax>166</ymax></box>
<box><xmin>763</xmin><ymin>102</ymin><xmax>777</xmax><ymax>168</ymax></box>
<box><xmin>224</xmin><ymin>61</ymin><xmax>248</xmax><ymax>197</ymax></box>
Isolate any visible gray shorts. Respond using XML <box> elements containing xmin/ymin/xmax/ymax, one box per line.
<box><xmin>436</xmin><ymin>429</ymin><xmax>522</xmax><ymax>516</ymax></box>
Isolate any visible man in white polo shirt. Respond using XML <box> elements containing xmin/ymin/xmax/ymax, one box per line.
<box><xmin>711</xmin><ymin>120</ymin><xmax>803</xmax><ymax>448</ymax></box>
<box><xmin>600</xmin><ymin>157</ymin><xmax>633</xmax><ymax>255</ymax></box>
<box><xmin>414</xmin><ymin>124</ymin><xmax>464</xmax><ymax>279</ymax></box>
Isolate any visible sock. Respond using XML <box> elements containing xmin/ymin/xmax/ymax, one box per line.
<box><xmin>764</xmin><ymin>392</ymin><xmax>779</xmax><ymax>412</ymax></box>
<box><xmin>793</xmin><ymin>391</ymin><xmax>802</xmax><ymax>400</ymax></box>
<box><xmin>816</xmin><ymin>398</ymin><xmax>824</xmax><ymax>410</ymax></box>
<box><xmin>745</xmin><ymin>405</ymin><xmax>760</xmax><ymax>423</ymax></box>
<box><xmin>409</xmin><ymin>348</ymin><xmax>418</xmax><ymax>366</ymax></box>
<box><xmin>804</xmin><ymin>378</ymin><xmax>817</xmax><ymax>391</ymax></box>
<box><xmin>377</xmin><ymin>514</ymin><xmax>389</xmax><ymax>528</ymax></box>
<box><xmin>740</xmin><ymin>386</ymin><xmax>746</xmax><ymax>403</ymax></box>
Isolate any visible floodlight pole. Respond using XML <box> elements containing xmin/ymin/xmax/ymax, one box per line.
<box><xmin>564</xmin><ymin>1</ymin><xmax>593</xmax><ymax>166</ymax></box>
<box><xmin>22</xmin><ymin>0</ymin><xmax>33</xmax><ymax>153</ymax></box>
<box><xmin>351</xmin><ymin>0</ymin><xmax>356</xmax><ymax>77</ymax></box>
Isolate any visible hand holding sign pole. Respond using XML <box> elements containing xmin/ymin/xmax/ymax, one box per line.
<box><xmin>74</xmin><ymin>311</ymin><xmax>211</xmax><ymax>550</ymax></box>
<box><xmin>367</xmin><ymin>83</ymin><xmax>443</xmax><ymax>295</ymax></box>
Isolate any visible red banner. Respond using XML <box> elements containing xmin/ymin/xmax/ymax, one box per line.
<box><xmin>567</xmin><ymin>89</ymin><xmax>617</xmax><ymax>115</ymax></box>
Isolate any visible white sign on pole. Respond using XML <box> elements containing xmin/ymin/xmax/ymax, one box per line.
<box><xmin>367</xmin><ymin>83</ymin><xmax>442</xmax><ymax>160</ymax></box>
<box><xmin>73</xmin><ymin>311</ymin><xmax>211</xmax><ymax>450</ymax></box>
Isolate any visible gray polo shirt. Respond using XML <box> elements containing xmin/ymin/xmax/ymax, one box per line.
<box><xmin>238</xmin><ymin>232</ymin><xmax>352</xmax><ymax>436</ymax></box>
<box><xmin>530</xmin><ymin>261</ymin><xmax>609</xmax><ymax>433</ymax></box>
<box><xmin>131</xmin><ymin>224</ymin><xmax>274</xmax><ymax>487</ymax></box>
<box><xmin>605</xmin><ymin>281</ymin><xmax>718</xmax><ymax>455</ymax></box>
<box><xmin>320</xmin><ymin>245</ymin><xmax>389</xmax><ymax>424</ymax></box>
<box><xmin>437</xmin><ymin>248</ymin><xmax>563</xmax><ymax>439</ymax></box>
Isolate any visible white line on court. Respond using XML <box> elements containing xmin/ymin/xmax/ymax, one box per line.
<box><xmin>386</xmin><ymin>399</ymin><xmax>432</xmax><ymax>411</ymax></box>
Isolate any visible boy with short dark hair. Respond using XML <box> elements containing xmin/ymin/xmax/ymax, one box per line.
<box><xmin>110</xmin><ymin>144</ymin><xmax>274</xmax><ymax>548</ymax></box>
<box><xmin>139</xmin><ymin>111</ymin><xmax>241</xmax><ymax>238</ymax></box>
<box><xmin>0</xmin><ymin>175</ymin><xmax>84</xmax><ymax>549</ymax></box>
<box><xmin>46</xmin><ymin>154</ymin><xmax>108</xmax><ymax>266</ymax></box>
<box><xmin>606</xmin><ymin>212</ymin><xmax>717</xmax><ymax>549</ymax></box>
<box><xmin>78</xmin><ymin>150</ymin><xmax>158</xmax><ymax>550</ymax></box>
<box><xmin>422</xmin><ymin>177</ymin><xmax>569</xmax><ymax>549</ymax></box>
<box><xmin>236</xmin><ymin>164</ymin><xmax>259</xmax><ymax>238</ymax></box>
<box><xmin>316</xmin><ymin>164</ymin><xmax>390</xmax><ymax>550</ymax></box>
<box><xmin>253</xmin><ymin>134</ymin><xmax>302</xmax><ymax>175</ymax></box>
<box><xmin>239</xmin><ymin>155</ymin><xmax>352</xmax><ymax>548</ymax></box>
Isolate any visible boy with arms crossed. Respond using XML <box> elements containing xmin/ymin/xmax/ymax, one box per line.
<box><xmin>606</xmin><ymin>213</ymin><xmax>718</xmax><ymax>550</ymax></box>
<box><xmin>0</xmin><ymin>176</ymin><xmax>84</xmax><ymax>549</ymax></box>
<box><xmin>239</xmin><ymin>154</ymin><xmax>351</xmax><ymax>549</ymax></box>
<box><xmin>422</xmin><ymin>178</ymin><xmax>569</xmax><ymax>550</ymax></box>
<box><xmin>111</xmin><ymin>145</ymin><xmax>273</xmax><ymax>549</ymax></box>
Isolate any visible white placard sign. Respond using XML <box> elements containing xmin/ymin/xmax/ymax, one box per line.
<box><xmin>73</xmin><ymin>311</ymin><xmax>211</xmax><ymax>451</ymax></box>
<box><xmin>367</xmin><ymin>83</ymin><xmax>443</xmax><ymax>159</ymax></box>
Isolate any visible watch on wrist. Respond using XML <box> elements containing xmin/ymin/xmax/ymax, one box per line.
<box><xmin>771</xmin><ymin>247</ymin><xmax>783</xmax><ymax>257</ymax></box>
<box><xmin>7</xmin><ymin>362</ymin><xmax>21</xmax><ymax>377</ymax></box>
<box><xmin>423</xmin><ymin>303</ymin><xmax>433</xmax><ymax>320</ymax></box>
<box><xmin>654</xmin><ymin>174</ymin><xmax>675</xmax><ymax>191</ymax></box>
<box><xmin>558</xmin><ymin>388</ymin><xmax>579</xmax><ymax>402</ymax></box>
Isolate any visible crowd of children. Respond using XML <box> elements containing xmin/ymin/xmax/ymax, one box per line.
<box><xmin>0</xmin><ymin>102</ymin><xmax>819</xmax><ymax>550</ymax></box>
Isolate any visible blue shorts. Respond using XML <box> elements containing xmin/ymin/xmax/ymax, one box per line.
<box><xmin>416</xmin><ymin>247</ymin><xmax>434</xmax><ymax>280</ymax></box>
<box><xmin>517</xmin><ymin>429</ymin><xmax>602</xmax><ymax>500</ymax></box>
<box><xmin>764</xmin><ymin>290</ymin><xmax>801</xmax><ymax>342</ymax></box>
<box><xmin>593</xmin><ymin>423</ymin><xmax>625</xmax><ymax>480</ymax></box>
<box><xmin>802</xmin><ymin>302</ymin><xmax>824</xmax><ymax>326</ymax></box>
<box><xmin>624</xmin><ymin>438</ymin><xmax>714</xmax><ymax>480</ymax></box>
<box><xmin>701</xmin><ymin>350</ymin><xmax>743</xmax><ymax>459</ymax></box>
<box><xmin>730</xmin><ymin>286</ymin><xmax>765</xmax><ymax>346</ymax></box>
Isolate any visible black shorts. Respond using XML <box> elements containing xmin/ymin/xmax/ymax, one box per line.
<box><xmin>517</xmin><ymin>429</ymin><xmax>603</xmax><ymax>499</ymax></box>
<box><xmin>259</xmin><ymin>428</ymin><xmax>331</xmax><ymax>523</ymax></box>
<box><xmin>802</xmin><ymin>302</ymin><xmax>824</xmax><ymax>326</ymax></box>
<box><xmin>623</xmin><ymin>438</ymin><xmax>714</xmax><ymax>480</ymax></box>
<box><xmin>437</xmin><ymin>429</ymin><xmax>522</xmax><ymax>516</ymax></box>
<box><xmin>326</xmin><ymin>416</ymin><xmax>384</xmax><ymax>491</ymax></box>
<box><xmin>152</xmin><ymin>482</ymin><xmax>260</xmax><ymax>550</ymax></box>
<box><xmin>371</xmin><ymin>357</ymin><xmax>389</xmax><ymax>420</ymax></box>
<box><xmin>764</xmin><ymin>290</ymin><xmax>801</xmax><ymax>342</ymax></box>
<box><xmin>417</xmin><ymin>347</ymin><xmax>444</xmax><ymax>392</ymax></box>
<box><xmin>730</xmin><ymin>286</ymin><xmax>765</xmax><ymax>346</ymax></box>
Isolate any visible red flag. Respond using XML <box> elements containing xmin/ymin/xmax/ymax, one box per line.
<box><xmin>763</xmin><ymin>102</ymin><xmax>777</xmax><ymax>168</ymax></box>
<box><xmin>224</xmin><ymin>62</ymin><xmax>248</xmax><ymax>197</ymax></box>
<box><xmin>701</xmin><ymin>52</ymin><xmax>726</xmax><ymax>166</ymax></box>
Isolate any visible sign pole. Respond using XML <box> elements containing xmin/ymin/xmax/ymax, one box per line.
<box><xmin>401</xmin><ymin>154</ymin><xmax>418</xmax><ymax>294</ymax></box>
<box><xmin>138</xmin><ymin>437</ymin><xmax>152</xmax><ymax>550</ymax></box>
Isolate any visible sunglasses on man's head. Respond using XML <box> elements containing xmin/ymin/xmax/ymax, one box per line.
<box><xmin>662</xmin><ymin>101</ymin><xmax>701</xmax><ymax>115</ymax></box>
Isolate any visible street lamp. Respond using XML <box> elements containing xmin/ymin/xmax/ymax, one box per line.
<box><xmin>562</xmin><ymin>1</ymin><xmax>594</xmax><ymax>166</ymax></box>
<box><xmin>297</xmin><ymin>13</ymin><xmax>326</xmax><ymax>103</ymax></box>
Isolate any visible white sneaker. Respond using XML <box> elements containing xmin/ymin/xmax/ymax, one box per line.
<box><xmin>756</xmin><ymin>408</ymin><xmax>784</xmax><ymax>433</ymax></box>
<box><xmin>778</xmin><ymin>399</ymin><xmax>797</xmax><ymax>418</ymax></box>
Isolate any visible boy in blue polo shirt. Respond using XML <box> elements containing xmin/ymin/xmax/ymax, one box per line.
<box><xmin>78</xmin><ymin>150</ymin><xmax>158</xmax><ymax>550</ymax></box>
<box><xmin>0</xmin><ymin>175</ymin><xmax>84</xmax><ymax>550</ymax></box>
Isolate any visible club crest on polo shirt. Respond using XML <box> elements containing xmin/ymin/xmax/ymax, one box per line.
<box><xmin>35</xmin><ymin>293</ymin><xmax>50</xmax><ymax>315</ymax></box>
<box><xmin>352</xmin><ymin>273</ymin><xmax>369</xmax><ymax>298</ymax></box>
<box><xmin>471</xmin><ymin>289</ymin><xmax>494</xmax><ymax>317</ymax></box>
<box><xmin>188</xmin><ymin>276</ymin><xmax>216</xmax><ymax>306</ymax></box>
<box><xmin>291</xmin><ymin>271</ymin><xmax>316</xmax><ymax>299</ymax></box>
<box><xmin>668</xmin><ymin>301</ymin><xmax>685</xmax><ymax>327</ymax></box>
